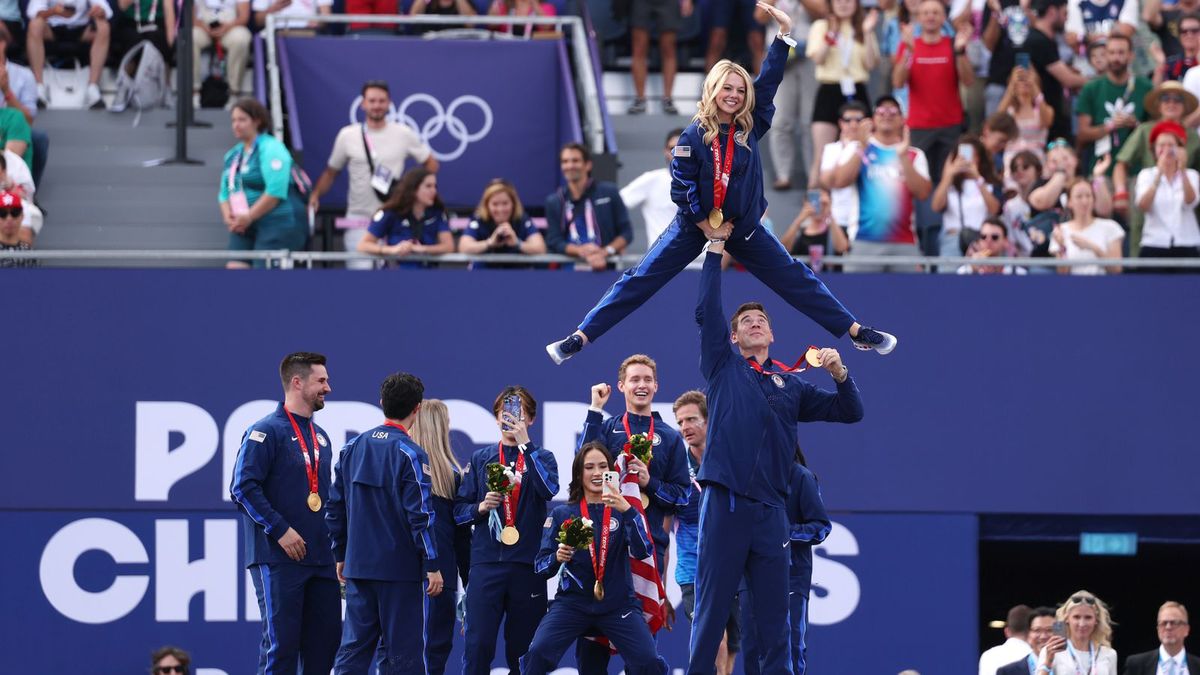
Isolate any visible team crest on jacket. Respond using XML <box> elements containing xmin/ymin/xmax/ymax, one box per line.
<box><xmin>609</xmin><ymin>518</ymin><xmax>621</xmax><ymax>532</ymax></box>
<box><xmin>652</xmin><ymin>433</ymin><xmax>662</xmax><ymax>446</ymax></box>
<box><xmin>317</xmin><ymin>434</ymin><xmax>328</xmax><ymax>447</ymax></box>
<box><xmin>771</xmin><ymin>374</ymin><xmax>785</xmax><ymax>388</ymax></box>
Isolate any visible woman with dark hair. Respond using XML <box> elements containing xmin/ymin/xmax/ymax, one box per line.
<box><xmin>150</xmin><ymin>646</ymin><xmax>190</xmax><ymax>674</ymax></box>
<box><xmin>521</xmin><ymin>441</ymin><xmax>667</xmax><ymax>675</ymax></box>
<box><xmin>357</xmin><ymin>168</ymin><xmax>453</xmax><ymax>267</ymax></box>
<box><xmin>931</xmin><ymin>134</ymin><xmax>1002</xmax><ymax>260</ymax></box>
<box><xmin>218</xmin><ymin>97</ymin><xmax>306</xmax><ymax>268</ymax></box>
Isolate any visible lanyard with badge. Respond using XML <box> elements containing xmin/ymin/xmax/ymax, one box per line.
<box><xmin>227</xmin><ymin>136</ymin><xmax>259</xmax><ymax>216</ymax></box>
<box><xmin>361</xmin><ymin>125</ymin><xmax>397</xmax><ymax>201</ymax></box>
<box><xmin>564</xmin><ymin>190</ymin><xmax>597</xmax><ymax>244</ymax></box>
<box><xmin>1066</xmin><ymin>641</ymin><xmax>1098</xmax><ymax>675</ymax></box>
<box><xmin>838</xmin><ymin>25</ymin><xmax>856</xmax><ymax>97</ymax></box>
<box><xmin>136</xmin><ymin>0</ymin><xmax>159</xmax><ymax>32</ymax></box>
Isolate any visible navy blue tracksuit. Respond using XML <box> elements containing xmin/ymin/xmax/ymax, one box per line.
<box><xmin>326</xmin><ymin>421</ymin><xmax>439</xmax><ymax>675</ymax></box>
<box><xmin>455</xmin><ymin>443</ymin><xmax>559</xmax><ymax>675</ymax></box>
<box><xmin>231</xmin><ymin>403</ymin><xmax>341</xmax><ymax>675</ymax></box>
<box><xmin>575</xmin><ymin>409</ymin><xmax>690</xmax><ymax>672</ymax></box>
<box><xmin>688</xmin><ymin>251</ymin><xmax>863</xmax><ymax>675</ymax></box>
<box><xmin>574</xmin><ymin>37</ymin><xmax>856</xmax><ymax>344</ymax></box>
<box><xmin>544</xmin><ymin>181</ymin><xmax>634</xmax><ymax>253</ymax></box>
<box><xmin>740</xmin><ymin>463</ymin><xmax>831</xmax><ymax>675</ymax></box>
<box><xmin>521</xmin><ymin>502</ymin><xmax>668</xmax><ymax>675</ymax></box>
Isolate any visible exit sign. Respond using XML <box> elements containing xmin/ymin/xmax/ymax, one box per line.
<box><xmin>1080</xmin><ymin>532</ymin><xmax>1138</xmax><ymax>556</ymax></box>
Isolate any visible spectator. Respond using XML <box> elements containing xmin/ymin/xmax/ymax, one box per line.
<box><xmin>1114</xmin><ymin>80</ymin><xmax>1200</xmax><ymax>255</ymax></box>
<box><xmin>218</xmin><ymin>97</ymin><xmax>306</xmax><ymax>269</ymax></box>
<box><xmin>1075</xmin><ymin>34</ymin><xmax>1150</xmax><ymax>172</ymax></box>
<box><xmin>756</xmin><ymin>0</ymin><xmax>821</xmax><ymax>189</ymax></box>
<box><xmin>1153</xmin><ymin>11</ymin><xmax>1200</xmax><ymax>84</ymax></box>
<box><xmin>704</xmin><ymin>0</ymin><xmax>764</xmax><ymax>74</ymax></box>
<box><xmin>193</xmin><ymin>0</ymin><xmax>251</xmax><ymax>98</ymax></box>
<box><xmin>806</xmin><ymin>0</ymin><xmax>880</xmax><ymax>191</ymax></box>
<box><xmin>111</xmin><ymin>0</ymin><xmax>175</xmax><ymax>64</ymax></box>
<box><xmin>625</xmin><ymin>0</ymin><xmax>689</xmax><ymax>114</ymax></box>
<box><xmin>26</xmin><ymin>0</ymin><xmax>111</xmax><ymax>109</ymax></box>
<box><xmin>357</xmin><ymin>168</ymin><xmax>454</xmax><ymax>266</ymax></box>
<box><xmin>932</xmin><ymin>134</ymin><xmax>1002</xmax><ymax>259</ymax></box>
<box><xmin>309</xmin><ymin>80</ymin><xmax>438</xmax><ymax>270</ymax></box>
<box><xmin>1121</xmin><ymin>601</ymin><xmax>1199</xmax><ymax>675</ymax></box>
<box><xmin>981</xmin><ymin>0</ymin><xmax>1035</xmax><ymax>114</ymax></box>
<box><xmin>1001</xmin><ymin>150</ymin><xmax>1051</xmax><ymax>256</ymax></box>
<box><xmin>818</xmin><ymin>100</ymin><xmax>867</xmax><ymax>239</ymax></box>
<box><xmin>620</xmin><ymin>128</ymin><xmax>683</xmax><ymax>245</ymax></box>
<box><xmin>1033</xmin><ymin>139</ymin><xmax>1114</xmax><ymax>218</ymax></box>
<box><xmin>0</xmin><ymin>189</ymin><xmax>32</xmax><ymax>266</ymax></box>
<box><xmin>1064</xmin><ymin>0</ymin><xmax>1137</xmax><ymax>50</ymax></box>
<box><xmin>1049</xmin><ymin>591</ymin><xmax>1118</xmax><ymax>674</ymax></box>
<box><xmin>1051</xmin><ymin>176</ymin><xmax>1124</xmax><ymax>273</ymax></box>
<box><xmin>408</xmin><ymin>0</ymin><xmax>477</xmax><ymax>34</ymax></box>
<box><xmin>997</xmin><ymin>607</ymin><xmax>1067</xmax><ymax>675</ymax></box>
<box><xmin>1079</xmin><ymin>37</ymin><xmax>1107</xmax><ymax>80</ymax></box>
<box><xmin>253</xmin><ymin>0</ymin><xmax>330</xmax><ymax>31</ymax></box>
<box><xmin>1134</xmin><ymin>120</ymin><xmax>1200</xmax><ymax>268</ymax></box>
<box><xmin>883</xmin><ymin>0</ymin><xmax>956</xmax><ymax>114</ymax></box>
<box><xmin>0</xmin><ymin>151</ymin><xmax>39</xmax><ymax>244</ymax></box>
<box><xmin>998</xmin><ymin>67</ymin><xmax>1054</xmax><ymax>162</ymax></box>
<box><xmin>979</xmin><ymin>605</ymin><xmax>1035</xmax><ymax>674</ymax></box>
<box><xmin>150</xmin><ymin>646</ymin><xmax>190</xmax><ymax>674</ymax></box>
<box><xmin>544</xmin><ymin>142</ymin><xmax>632</xmax><ymax>271</ymax></box>
<box><xmin>487</xmin><ymin>0</ymin><xmax>556</xmax><ymax>36</ymax></box>
<box><xmin>459</xmin><ymin>179</ymin><xmax>547</xmax><ymax>256</ymax></box>
<box><xmin>781</xmin><ymin>187</ymin><xmax>850</xmax><ymax>262</ymax></box>
<box><xmin>830</xmin><ymin>94</ymin><xmax>933</xmax><ymax>272</ymax></box>
<box><xmin>345</xmin><ymin>0</ymin><xmax>398</xmax><ymax>32</ymax></box>
<box><xmin>981</xmin><ymin>111</ymin><xmax>1018</xmax><ymax>177</ymax></box>
<box><xmin>0</xmin><ymin>25</ymin><xmax>47</xmax><ymax>188</ymax></box>
<box><xmin>958</xmin><ymin>216</ymin><xmax>1029</xmax><ymax>272</ymax></box>
<box><xmin>0</xmin><ymin>0</ymin><xmax>21</xmax><ymax>61</ymax></box>
<box><xmin>0</xmin><ymin>104</ymin><xmax>29</xmax><ymax>175</ymax></box>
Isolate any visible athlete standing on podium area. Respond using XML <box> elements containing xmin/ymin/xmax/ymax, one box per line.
<box><xmin>546</xmin><ymin>1</ymin><xmax>897</xmax><ymax>367</ymax></box>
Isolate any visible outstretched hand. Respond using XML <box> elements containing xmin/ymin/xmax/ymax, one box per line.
<box><xmin>756</xmin><ymin>0</ymin><xmax>791</xmax><ymax>34</ymax></box>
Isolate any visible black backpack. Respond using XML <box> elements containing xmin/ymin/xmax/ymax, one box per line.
<box><xmin>200</xmin><ymin>45</ymin><xmax>230</xmax><ymax>109</ymax></box>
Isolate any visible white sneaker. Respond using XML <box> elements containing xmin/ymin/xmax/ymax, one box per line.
<box><xmin>85</xmin><ymin>83</ymin><xmax>104</xmax><ymax>110</ymax></box>
<box><xmin>36</xmin><ymin>83</ymin><xmax>49</xmax><ymax>109</ymax></box>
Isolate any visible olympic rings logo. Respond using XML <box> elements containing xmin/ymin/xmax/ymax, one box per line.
<box><xmin>348</xmin><ymin>93</ymin><xmax>494</xmax><ymax>162</ymax></box>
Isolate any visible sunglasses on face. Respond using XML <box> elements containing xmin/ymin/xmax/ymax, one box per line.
<box><xmin>1046</xmin><ymin>138</ymin><xmax>1071</xmax><ymax>152</ymax></box>
<box><xmin>155</xmin><ymin>668</ymin><xmax>186</xmax><ymax>674</ymax></box>
<box><xmin>0</xmin><ymin>207</ymin><xmax>22</xmax><ymax>218</ymax></box>
<box><xmin>1181</xmin><ymin>27</ymin><xmax>1200</xmax><ymax>34</ymax></box>
<box><xmin>1070</xmin><ymin>595</ymin><xmax>1097</xmax><ymax>605</ymax></box>
<box><xmin>980</xmin><ymin>233</ymin><xmax>1003</xmax><ymax>241</ymax></box>
<box><xmin>1161</xmin><ymin>94</ymin><xmax>1185</xmax><ymax>104</ymax></box>
<box><xmin>1159</xmin><ymin>620</ymin><xmax>1188</xmax><ymax>628</ymax></box>
<box><xmin>876</xmin><ymin>107</ymin><xmax>901</xmax><ymax>117</ymax></box>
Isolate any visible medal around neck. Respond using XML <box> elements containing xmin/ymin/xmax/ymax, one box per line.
<box><xmin>307</xmin><ymin>492</ymin><xmax>322</xmax><ymax>512</ymax></box>
<box><xmin>500</xmin><ymin>525</ymin><xmax>521</xmax><ymax>545</ymax></box>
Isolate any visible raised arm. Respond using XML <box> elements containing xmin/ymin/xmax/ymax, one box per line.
<box><xmin>670</xmin><ymin>125</ymin><xmax>706</xmax><ymax>225</ymax></box>
<box><xmin>696</xmin><ymin>249</ymin><xmax>733</xmax><ymax>380</ymax></box>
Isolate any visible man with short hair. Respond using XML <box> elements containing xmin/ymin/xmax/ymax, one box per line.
<box><xmin>574</xmin><ymin>353</ymin><xmax>691</xmax><ymax>674</ymax></box>
<box><xmin>621</xmin><ymin>128</ymin><xmax>685</xmax><ymax>247</ymax></box>
<box><xmin>230</xmin><ymin>352</ymin><xmax>341</xmax><ymax>675</ymax></box>
<box><xmin>1121</xmin><ymin>601</ymin><xmax>1200</xmax><ymax>675</ymax></box>
<box><xmin>544</xmin><ymin>142</ymin><xmax>634</xmax><ymax>271</ymax></box>
<box><xmin>979</xmin><ymin>605</ymin><xmax>1034</xmax><ymax>675</ymax></box>
<box><xmin>1075</xmin><ymin>34</ymin><xmax>1151</xmax><ymax>172</ymax></box>
<box><xmin>959</xmin><ymin>218</ymin><xmax>1028</xmax><ymax>274</ymax></box>
<box><xmin>689</xmin><ymin>235</ymin><xmax>864</xmax><ymax>675</ymax></box>
<box><xmin>997</xmin><ymin>607</ymin><xmax>1067</xmax><ymax>675</ymax></box>
<box><xmin>308</xmin><ymin>79</ymin><xmax>438</xmax><ymax>269</ymax></box>
<box><xmin>327</xmin><ymin>371</ymin><xmax>444</xmax><ymax>673</ymax></box>
<box><xmin>25</xmin><ymin>0</ymin><xmax>111</xmax><ymax>109</ymax></box>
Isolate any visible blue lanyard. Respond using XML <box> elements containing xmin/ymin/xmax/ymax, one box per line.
<box><xmin>1066</xmin><ymin>641</ymin><xmax>1097</xmax><ymax>675</ymax></box>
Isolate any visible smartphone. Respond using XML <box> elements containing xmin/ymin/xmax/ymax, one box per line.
<box><xmin>1052</xmin><ymin>621</ymin><xmax>1068</xmax><ymax>639</ymax></box>
<box><xmin>601</xmin><ymin>471</ymin><xmax>620</xmax><ymax>490</ymax></box>
<box><xmin>806</xmin><ymin>189</ymin><xmax>822</xmax><ymax>211</ymax></box>
<box><xmin>861</xmin><ymin>0</ymin><xmax>879</xmax><ymax>8</ymax></box>
<box><xmin>958</xmin><ymin>143</ymin><xmax>974</xmax><ymax>162</ymax></box>
<box><xmin>501</xmin><ymin>394</ymin><xmax>523</xmax><ymax>431</ymax></box>
<box><xmin>1016</xmin><ymin>52</ymin><xmax>1031</xmax><ymax>69</ymax></box>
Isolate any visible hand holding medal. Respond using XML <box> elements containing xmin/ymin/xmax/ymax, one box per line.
<box><xmin>485</xmin><ymin>453</ymin><xmax>524</xmax><ymax>545</ymax></box>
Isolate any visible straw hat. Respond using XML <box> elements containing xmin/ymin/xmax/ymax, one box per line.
<box><xmin>1144</xmin><ymin>80</ymin><xmax>1199</xmax><ymax>119</ymax></box>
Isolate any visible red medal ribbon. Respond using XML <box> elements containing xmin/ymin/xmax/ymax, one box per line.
<box><xmin>383</xmin><ymin>421</ymin><xmax>408</xmax><ymax>433</ymax></box>
<box><xmin>710</xmin><ymin>127</ymin><xmax>736</xmax><ymax>214</ymax></box>
<box><xmin>581</xmin><ymin>500</ymin><xmax>611</xmax><ymax>596</ymax></box>
<box><xmin>498</xmin><ymin>443</ymin><xmax>525</xmax><ymax>531</ymax></box>
<box><xmin>283</xmin><ymin>405</ymin><xmax>320</xmax><ymax>497</ymax></box>
<box><xmin>746</xmin><ymin>346</ymin><xmax>821</xmax><ymax>376</ymax></box>
<box><xmin>621</xmin><ymin>412</ymin><xmax>654</xmax><ymax>459</ymax></box>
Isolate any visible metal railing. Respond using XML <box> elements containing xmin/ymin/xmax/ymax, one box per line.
<box><xmin>263</xmin><ymin>13</ymin><xmax>606</xmax><ymax>155</ymax></box>
<box><xmin>7</xmin><ymin>250</ymin><xmax>1200</xmax><ymax>271</ymax></box>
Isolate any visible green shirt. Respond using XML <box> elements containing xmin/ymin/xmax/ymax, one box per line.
<box><xmin>219</xmin><ymin>133</ymin><xmax>294</xmax><ymax>215</ymax></box>
<box><xmin>0</xmin><ymin>108</ymin><xmax>32</xmax><ymax>169</ymax></box>
<box><xmin>1074</xmin><ymin>75</ymin><xmax>1153</xmax><ymax>172</ymax></box>
<box><xmin>123</xmin><ymin>0</ymin><xmax>162</xmax><ymax>22</ymax></box>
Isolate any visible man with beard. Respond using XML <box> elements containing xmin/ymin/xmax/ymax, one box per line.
<box><xmin>544</xmin><ymin>142</ymin><xmax>634</xmax><ymax>271</ymax></box>
<box><xmin>308</xmin><ymin>80</ymin><xmax>438</xmax><ymax>269</ymax></box>
<box><xmin>230</xmin><ymin>352</ymin><xmax>341</xmax><ymax>674</ymax></box>
<box><xmin>1075</xmin><ymin>34</ymin><xmax>1151</xmax><ymax>172</ymax></box>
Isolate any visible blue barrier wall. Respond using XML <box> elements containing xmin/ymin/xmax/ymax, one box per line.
<box><xmin>2</xmin><ymin>269</ymin><xmax>1195</xmax><ymax>673</ymax></box>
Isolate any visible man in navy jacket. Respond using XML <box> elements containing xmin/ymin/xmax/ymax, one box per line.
<box><xmin>327</xmin><ymin>371</ymin><xmax>443</xmax><ymax>674</ymax></box>
<box><xmin>544</xmin><ymin>142</ymin><xmax>634</xmax><ymax>271</ymax></box>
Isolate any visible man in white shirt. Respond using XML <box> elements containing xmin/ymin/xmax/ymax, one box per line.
<box><xmin>980</xmin><ymin>605</ymin><xmax>1035</xmax><ymax>675</ymax></box>
<box><xmin>308</xmin><ymin>79</ymin><xmax>438</xmax><ymax>269</ymax></box>
<box><xmin>1121</xmin><ymin>602</ymin><xmax>1199</xmax><ymax>675</ymax></box>
<box><xmin>25</xmin><ymin>0</ymin><xmax>112</xmax><ymax>108</ymax></box>
<box><xmin>619</xmin><ymin>128</ymin><xmax>681</xmax><ymax>247</ymax></box>
<box><xmin>253</xmin><ymin>0</ymin><xmax>330</xmax><ymax>30</ymax></box>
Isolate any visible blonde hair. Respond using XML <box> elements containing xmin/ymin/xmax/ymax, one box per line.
<box><xmin>694</xmin><ymin>60</ymin><xmax>755</xmax><ymax>148</ymax></box>
<box><xmin>1160</xmin><ymin>601</ymin><xmax>1189</xmax><ymax>622</ymax></box>
<box><xmin>410</xmin><ymin>399</ymin><xmax>463</xmax><ymax>500</ymax></box>
<box><xmin>618</xmin><ymin>354</ymin><xmax>658</xmax><ymax>382</ymax></box>
<box><xmin>474</xmin><ymin>179</ymin><xmax>526</xmax><ymax>223</ymax></box>
<box><xmin>1056</xmin><ymin>590</ymin><xmax>1115</xmax><ymax>648</ymax></box>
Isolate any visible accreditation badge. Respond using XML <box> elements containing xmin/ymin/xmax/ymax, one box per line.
<box><xmin>228</xmin><ymin>191</ymin><xmax>250</xmax><ymax>217</ymax></box>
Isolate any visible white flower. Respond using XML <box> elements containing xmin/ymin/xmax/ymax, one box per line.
<box><xmin>581</xmin><ymin>517</ymin><xmax>593</xmax><ymax>528</ymax></box>
<box><xmin>504</xmin><ymin>467</ymin><xmax>522</xmax><ymax>484</ymax></box>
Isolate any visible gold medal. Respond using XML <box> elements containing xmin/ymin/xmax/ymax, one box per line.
<box><xmin>307</xmin><ymin>492</ymin><xmax>322</xmax><ymax>512</ymax></box>
<box><xmin>500</xmin><ymin>525</ymin><xmax>520</xmax><ymax>545</ymax></box>
<box><xmin>593</xmin><ymin>580</ymin><xmax>605</xmax><ymax>601</ymax></box>
<box><xmin>707</xmin><ymin>208</ymin><xmax>724</xmax><ymax>230</ymax></box>
<box><xmin>640</xmin><ymin>491</ymin><xmax>650</xmax><ymax>509</ymax></box>
<box><xmin>805</xmin><ymin>347</ymin><xmax>823</xmax><ymax>369</ymax></box>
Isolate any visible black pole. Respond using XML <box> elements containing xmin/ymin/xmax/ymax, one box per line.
<box><xmin>149</xmin><ymin>0</ymin><xmax>208</xmax><ymax>164</ymax></box>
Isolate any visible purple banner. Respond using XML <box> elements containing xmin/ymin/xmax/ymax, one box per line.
<box><xmin>279</xmin><ymin>36</ymin><xmax>580</xmax><ymax>208</ymax></box>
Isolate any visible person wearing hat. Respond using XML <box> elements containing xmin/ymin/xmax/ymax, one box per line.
<box><xmin>0</xmin><ymin>189</ymin><xmax>33</xmax><ymax>268</ymax></box>
<box><xmin>1113</xmin><ymin>79</ymin><xmax>1200</xmax><ymax>256</ymax></box>
<box><xmin>1133</xmin><ymin>119</ymin><xmax>1200</xmax><ymax>270</ymax></box>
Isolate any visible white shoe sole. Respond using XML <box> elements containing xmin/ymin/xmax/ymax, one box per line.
<box><xmin>853</xmin><ymin>332</ymin><xmax>898</xmax><ymax>355</ymax></box>
<box><xmin>545</xmin><ymin>342</ymin><xmax>567</xmax><ymax>365</ymax></box>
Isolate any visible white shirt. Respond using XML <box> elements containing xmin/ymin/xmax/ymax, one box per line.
<box><xmin>1050</xmin><ymin>643</ymin><xmax>1118</xmax><ymax>674</ymax></box>
<box><xmin>943</xmin><ymin>179</ymin><xmax>992</xmax><ymax>235</ymax></box>
<box><xmin>2</xmin><ymin>150</ymin><xmax>35</xmax><ymax>229</ymax></box>
<box><xmin>251</xmin><ymin>0</ymin><xmax>330</xmax><ymax>29</ymax></box>
<box><xmin>1049</xmin><ymin>217</ymin><xmax>1125</xmax><ymax>275</ymax></box>
<box><xmin>1159</xmin><ymin>646</ymin><xmax>1190</xmax><ymax>675</ymax></box>
<box><xmin>620</xmin><ymin>167</ymin><xmax>677</xmax><ymax>245</ymax></box>
<box><xmin>820</xmin><ymin>140</ymin><xmax>859</xmax><ymax>238</ymax></box>
<box><xmin>327</xmin><ymin>121</ymin><xmax>433</xmax><ymax>218</ymax></box>
<box><xmin>26</xmin><ymin>0</ymin><xmax>112</xmax><ymax>28</ymax></box>
<box><xmin>980</xmin><ymin>637</ymin><xmax>1035</xmax><ymax>675</ymax></box>
<box><xmin>1066</xmin><ymin>0</ymin><xmax>1139</xmax><ymax>38</ymax></box>
<box><xmin>1135</xmin><ymin>168</ymin><xmax>1200</xmax><ymax>249</ymax></box>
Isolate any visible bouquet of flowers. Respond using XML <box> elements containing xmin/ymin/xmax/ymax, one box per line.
<box><xmin>624</xmin><ymin>433</ymin><xmax>653</xmax><ymax>464</ymax></box>
<box><xmin>485</xmin><ymin>462</ymin><xmax>520</xmax><ymax>495</ymax></box>
<box><xmin>556</xmin><ymin>516</ymin><xmax>595</xmax><ymax>550</ymax></box>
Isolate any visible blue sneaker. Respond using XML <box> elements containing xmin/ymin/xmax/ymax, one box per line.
<box><xmin>546</xmin><ymin>334</ymin><xmax>585</xmax><ymax>365</ymax></box>
<box><xmin>851</xmin><ymin>326</ymin><xmax>897</xmax><ymax>355</ymax></box>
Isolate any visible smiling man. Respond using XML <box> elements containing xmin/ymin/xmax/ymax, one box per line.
<box><xmin>544</xmin><ymin>142</ymin><xmax>634</xmax><ymax>271</ymax></box>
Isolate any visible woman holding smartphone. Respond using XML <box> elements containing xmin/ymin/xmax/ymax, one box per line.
<box><xmin>520</xmin><ymin>442</ymin><xmax>667</xmax><ymax>675</ymax></box>
<box><xmin>931</xmin><ymin>135</ymin><xmax>1002</xmax><ymax>261</ymax></box>
<box><xmin>1048</xmin><ymin>591</ymin><xmax>1118</xmax><ymax>674</ymax></box>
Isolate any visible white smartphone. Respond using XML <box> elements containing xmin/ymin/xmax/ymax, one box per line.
<box><xmin>958</xmin><ymin>143</ymin><xmax>974</xmax><ymax>162</ymax></box>
<box><xmin>601</xmin><ymin>471</ymin><xmax>620</xmax><ymax>489</ymax></box>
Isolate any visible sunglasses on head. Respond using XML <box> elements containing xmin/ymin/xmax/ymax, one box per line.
<box><xmin>0</xmin><ymin>207</ymin><xmax>22</xmax><ymax>218</ymax></box>
<box><xmin>1070</xmin><ymin>595</ymin><xmax>1097</xmax><ymax>605</ymax></box>
<box><xmin>1046</xmin><ymin>138</ymin><xmax>1071</xmax><ymax>152</ymax></box>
